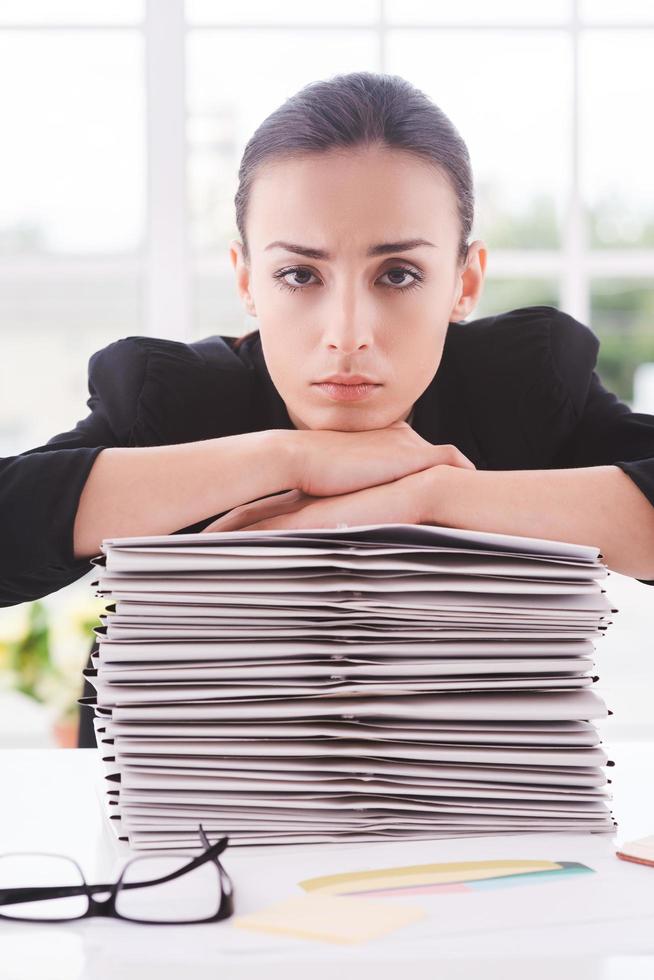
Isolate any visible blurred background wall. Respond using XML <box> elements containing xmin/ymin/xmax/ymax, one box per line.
<box><xmin>1</xmin><ymin>0</ymin><xmax>653</xmax><ymax>746</ymax></box>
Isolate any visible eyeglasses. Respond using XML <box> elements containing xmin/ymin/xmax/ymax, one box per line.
<box><xmin>0</xmin><ymin>824</ymin><xmax>234</xmax><ymax>925</ymax></box>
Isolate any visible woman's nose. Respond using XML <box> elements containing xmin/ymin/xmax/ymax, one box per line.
<box><xmin>322</xmin><ymin>302</ymin><xmax>374</xmax><ymax>353</ymax></box>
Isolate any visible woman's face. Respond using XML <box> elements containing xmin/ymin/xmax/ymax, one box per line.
<box><xmin>230</xmin><ymin>143</ymin><xmax>486</xmax><ymax>431</ymax></box>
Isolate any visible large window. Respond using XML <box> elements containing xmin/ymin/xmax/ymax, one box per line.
<box><xmin>3</xmin><ymin>0</ymin><xmax>654</xmax><ymax>451</ymax></box>
<box><xmin>0</xmin><ymin>3</ymin><xmax>145</xmax><ymax>456</ymax></box>
<box><xmin>185</xmin><ymin>0</ymin><xmax>654</xmax><ymax>406</ymax></box>
<box><xmin>1</xmin><ymin>0</ymin><xmax>654</xmax><ymax>741</ymax></box>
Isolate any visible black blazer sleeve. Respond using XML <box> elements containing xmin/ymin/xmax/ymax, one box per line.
<box><xmin>548</xmin><ymin>309</ymin><xmax>654</xmax><ymax>585</ymax></box>
<box><xmin>0</xmin><ymin>339</ymin><xmax>148</xmax><ymax>607</ymax></box>
<box><xmin>0</xmin><ymin>334</ymin><xmax>256</xmax><ymax>609</ymax></box>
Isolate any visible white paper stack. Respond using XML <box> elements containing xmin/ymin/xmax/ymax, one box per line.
<box><xmin>83</xmin><ymin>523</ymin><xmax>617</xmax><ymax>849</ymax></box>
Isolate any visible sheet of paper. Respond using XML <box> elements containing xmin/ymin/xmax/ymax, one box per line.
<box><xmin>103</xmin><ymin>548</ymin><xmax>606</xmax><ymax>578</ymax></box>
<box><xmin>103</xmin><ymin>689</ymin><xmax>609</xmax><ymax>722</ymax></box>
<box><xmin>92</xmin><ymin>656</ymin><xmax>594</xmax><ymax>684</ymax></box>
<box><xmin>107</xmin><ymin>737</ymin><xmax>608</xmax><ymax>767</ymax></box>
<box><xmin>95</xmin><ymin>718</ymin><xmax>601</xmax><ymax>747</ymax></box>
<box><xmin>86</xmin><ymin>676</ymin><xmax>597</xmax><ymax>707</ymax></box>
<box><xmin>95</xmin><ymin>573</ymin><xmax>603</xmax><ymax>595</ymax></box>
<box><xmin>116</xmin><ymin>824</ymin><xmax>615</xmax><ymax>847</ymax></box>
<box><xmin>99</xmin><ymin>521</ymin><xmax>602</xmax><ymax>561</ymax></box>
<box><xmin>95</xmin><ymin>637</ymin><xmax>599</xmax><ymax>663</ymax></box>
<box><xmin>616</xmin><ymin>834</ymin><xmax>654</xmax><ymax>867</ymax></box>
<box><xmin>108</xmin><ymin>592</ymin><xmax>612</xmax><ymax>613</ymax></box>
<box><xmin>232</xmin><ymin>891</ymin><xmax>425</xmax><ymax>944</ymax></box>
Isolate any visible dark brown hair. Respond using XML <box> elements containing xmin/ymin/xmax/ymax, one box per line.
<box><xmin>232</xmin><ymin>71</ymin><xmax>474</xmax><ymax>350</ymax></box>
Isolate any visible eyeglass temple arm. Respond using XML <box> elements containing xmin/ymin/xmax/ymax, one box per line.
<box><xmin>198</xmin><ymin>829</ymin><xmax>234</xmax><ymax>906</ymax></box>
<box><xmin>0</xmin><ymin>883</ymin><xmax>94</xmax><ymax>905</ymax></box>
<box><xmin>0</xmin><ymin>837</ymin><xmax>230</xmax><ymax>908</ymax></box>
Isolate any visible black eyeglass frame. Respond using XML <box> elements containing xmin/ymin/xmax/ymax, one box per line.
<box><xmin>0</xmin><ymin>825</ymin><xmax>234</xmax><ymax>925</ymax></box>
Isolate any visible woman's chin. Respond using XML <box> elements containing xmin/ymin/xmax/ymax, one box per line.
<box><xmin>300</xmin><ymin>407</ymin><xmax>400</xmax><ymax>432</ymax></box>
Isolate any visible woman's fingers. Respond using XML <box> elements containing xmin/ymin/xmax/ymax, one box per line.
<box><xmin>294</xmin><ymin>426</ymin><xmax>475</xmax><ymax>499</ymax></box>
<box><xmin>230</xmin><ymin>472</ymin><xmax>424</xmax><ymax>532</ymax></box>
<box><xmin>201</xmin><ymin>489</ymin><xmax>311</xmax><ymax>533</ymax></box>
<box><xmin>435</xmin><ymin>444</ymin><xmax>476</xmax><ymax>471</ymax></box>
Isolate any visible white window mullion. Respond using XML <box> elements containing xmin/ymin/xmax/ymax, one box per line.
<box><xmin>144</xmin><ymin>0</ymin><xmax>189</xmax><ymax>340</ymax></box>
<box><xmin>378</xmin><ymin>0</ymin><xmax>387</xmax><ymax>72</ymax></box>
<box><xmin>561</xmin><ymin>0</ymin><xmax>590</xmax><ymax>325</ymax></box>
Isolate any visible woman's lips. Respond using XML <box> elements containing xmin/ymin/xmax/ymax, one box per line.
<box><xmin>312</xmin><ymin>381</ymin><xmax>382</xmax><ymax>402</ymax></box>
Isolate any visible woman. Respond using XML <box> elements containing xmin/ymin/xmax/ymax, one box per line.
<box><xmin>2</xmin><ymin>72</ymin><xmax>654</xmax><ymax>745</ymax></box>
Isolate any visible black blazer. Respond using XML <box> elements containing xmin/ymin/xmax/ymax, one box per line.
<box><xmin>3</xmin><ymin>303</ymin><xmax>654</xmax><ymax>610</ymax></box>
<box><xmin>4</xmin><ymin>303</ymin><xmax>654</xmax><ymax>747</ymax></box>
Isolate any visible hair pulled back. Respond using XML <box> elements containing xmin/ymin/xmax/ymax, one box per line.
<box><xmin>234</xmin><ymin>71</ymin><xmax>474</xmax><ymax>267</ymax></box>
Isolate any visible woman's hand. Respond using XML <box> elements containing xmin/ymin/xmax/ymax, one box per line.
<box><xmin>200</xmin><ymin>468</ymin><xmax>434</xmax><ymax>533</ymax></box>
<box><xmin>199</xmin><ymin>423</ymin><xmax>474</xmax><ymax>534</ymax></box>
<box><xmin>289</xmin><ymin>422</ymin><xmax>475</xmax><ymax>498</ymax></box>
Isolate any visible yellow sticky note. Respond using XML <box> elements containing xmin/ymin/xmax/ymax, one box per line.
<box><xmin>232</xmin><ymin>892</ymin><xmax>425</xmax><ymax>945</ymax></box>
<box><xmin>299</xmin><ymin>859</ymin><xmax>560</xmax><ymax>895</ymax></box>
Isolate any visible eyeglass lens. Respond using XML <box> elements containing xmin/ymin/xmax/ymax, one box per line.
<box><xmin>0</xmin><ymin>854</ymin><xmax>88</xmax><ymax>921</ymax></box>
<box><xmin>116</xmin><ymin>854</ymin><xmax>223</xmax><ymax>922</ymax></box>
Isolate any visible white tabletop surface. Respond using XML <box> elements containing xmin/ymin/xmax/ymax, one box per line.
<box><xmin>1</xmin><ymin>742</ymin><xmax>654</xmax><ymax>980</ymax></box>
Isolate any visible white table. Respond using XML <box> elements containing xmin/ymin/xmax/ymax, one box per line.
<box><xmin>0</xmin><ymin>691</ymin><xmax>55</xmax><ymax>748</ymax></box>
<box><xmin>2</xmin><ymin>744</ymin><xmax>654</xmax><ymax>980</ymax></box>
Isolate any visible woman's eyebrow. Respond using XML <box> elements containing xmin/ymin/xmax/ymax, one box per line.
<box><xmin>264</xmin><ymin>239</ymin><xmax>438</xmax><ymax>260</ymax></box>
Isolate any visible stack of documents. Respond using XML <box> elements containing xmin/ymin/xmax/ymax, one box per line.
<box><xmin>83</xmin><ymin>523</ymin><xmax>617</xmax><ymax>849</ymax></box>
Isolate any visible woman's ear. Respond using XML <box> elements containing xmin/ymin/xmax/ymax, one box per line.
<box><xmin>450</xmin><ymin>239</ymin><xmax>487</xmax><ymax>321</ymax></box>
<box><xmin>229</xmin><ymin>239</ymin><xmax>257</xmax><ymax>317</ymax></box>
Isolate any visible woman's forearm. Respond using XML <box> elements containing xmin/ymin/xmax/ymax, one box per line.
<box><xmin>72</xmin><ymin>429</ymin><xmax>296</xmax><ymax>559</ymax></box>
<box><xmin>419</xmin><ymin>463</ymin><xmax>654</xmax><ymax>579</ymax></box>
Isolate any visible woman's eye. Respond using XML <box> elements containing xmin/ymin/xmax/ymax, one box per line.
<box><xmin>378</xmin><ymin>267</ymin><xmax>424</xmax><ymax>290</ymax></box>
<box><xmin>272</xmin><ymin>265</ymin><xmax>424</xmax><ymax>294</ymax></box>
<box><xmin>273</xmin><ymin>268</ymin><xmax>319</xmax><ymax>293</ymax></box>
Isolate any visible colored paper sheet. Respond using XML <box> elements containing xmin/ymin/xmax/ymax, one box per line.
<box><xmin>299</xmin><ymin>859</ymin><xmax>595</xmax><ymax>897</ymax></box>
<box><xmin>232</xmin><ymin>892</ymin><xmax>425</xmax><ymax>945</ymax></box>
<box><xmin>616</xmin><ymin>834</ymin><xmax>654</xmax><ymax>868</ymax></box>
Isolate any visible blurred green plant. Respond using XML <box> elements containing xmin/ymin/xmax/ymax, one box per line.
<box><xmin>0</xmin><ymin>593</ymin><xmax>106</xmax><ymax>735</ymax></box>
<box><xmin>5</xmin><ymin>600</ymin><xmax>54</xmax><ymax>703</ymax></box>
<box><xmin>595</xmin><ymin>332</ymin><xmax>654</xmax><ymax>404</ymax></box>
<box><xmin>591</xmin><ymin>281</ymin><xmax>654</xmax><ymax>402</ymax></box>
